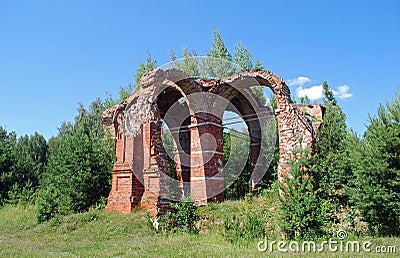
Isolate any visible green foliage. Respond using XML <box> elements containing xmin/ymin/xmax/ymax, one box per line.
<box><xmin>103</xmin><ymin>52</ymin><xmax>157</xmax><ymax>109</ymax></box>
<box><xmin>222</xmin><ymin>193</ymin><xmax>276</xmax><ymax>244</ymax></box>
<box><xmin>300</xmin><ymin>95</ymin><xmax>311</xmax><ymax>104</ymax></box>
<box><xmin>207</xmin><ymin>28</ymin><xmax>232</xmax><ymax>61</ymax></box>
<box><xmin>160</xmin><ymin>196</ymin><xmax>200</xmax><ymax>233</ymax></box>
<box><xmin>250</xmin><ymin>86</ymin><xmax>267</xmax><ymax>106</ymax></box>
<box><xmin>161</xmin><ymin>127</ymin><xmax>179</xmax><ymax>200</ymax></box>
<box><xmin>322</xmin><ymin>80</ymin><xmax>336</xmax><ymax>105</ymax></box>
<box><xmin>253</xmin><ymin>59</ymin><xmax>264</xmax><ymax>70</ymax></box>
<box><xmin>279</xmin><ymin>149</ymin><xmax>333</xmax><ymax>240</ymax></box>
<box><xmin>233</xmin><ymin>42</ymin><xmax>252</xmax><ymax>70</ymax></box>
<box><xmin>36</xmin><ymin>99</ymin><xmax>115</xmax><ymax>222</ymax></box>
<box><xmin>310</xmin><ymin>82</ymin><xmax>354</xmax><ymax>206</ymax></box>
<box><xmin>0</xmin><ymin>127</ymin><xmax>47</xmax><ymax>205</ymax></box>
<box><xmin>202</xmin><ymin>29</ymin><xmax>237</xmax><ymax>78</ymax></box>
<box><xmin>169</xmin><ymin>47</ymin><xmax>200</xmax><ymax>77</ymax></box>
<box><xmin>258</xmin><ymin>113</ymin><xmax>280</xmax><ymax>190</ymax></box>
<box><xmin>233</xmin><ymin>41</ymin><xmax>264</xmax><ymax>71</ymax></box>
<box><xmin>349</xmin><ymin>89</ymin><xmax>400</xmax><ymax>236</ymax></box>
<box><xmin>232</xmin><ymin>41</ymin><xmax>266</xmax><ymax>106</ymax></box>
<box><xmin>223</xmin><ymin>129</ymin><xmax>252</xmax><ymax>200</ymax></box>
<box><xmin>168</xmin><ymin>29</ymin><xmax>267</xmax><ymax>107</ymax></box>
<box><xmin>223</xmin><ymin>207</ymin><xmax>265</xmax><ymax>244</ymax></box>
<box><xmin>134</xmin><ymin>52</ymin><xmax>157</xmax><ymax>91</ymax></box>
<box><xmin>6</xmin><ymin>203</ymin><xmax>398</xmax><ymax>257</ymax></box>
<box><xmin>223</xmin><ymin>114</ymin><xmax>278</xmax><ymax>199</ymax></box>
<box><xmin>0</xmin><ymin>127</ymin><xmax>17</xmax><ymax>204</ymax></box>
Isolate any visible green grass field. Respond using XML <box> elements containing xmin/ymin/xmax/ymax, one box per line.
<box><xmin>0</xmin><ymin>198</ymin><xmax>398</xmax><ymax>257</ymax></box>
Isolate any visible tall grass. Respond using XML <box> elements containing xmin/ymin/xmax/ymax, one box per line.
<box><xmin>0</xmin><ymin>198</ymin><xmax>399</xmax><ymax>257</ymax></box>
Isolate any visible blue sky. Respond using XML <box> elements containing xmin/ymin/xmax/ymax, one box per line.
<box><xmin>1</xmin><ymin>0</ymin><xmax>399</xmax><ymax>139</ymax></box>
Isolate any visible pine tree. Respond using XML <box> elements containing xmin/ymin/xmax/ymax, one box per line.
<box><xmin>0</xmin><ymin>127</ymin><xmax>16</xmax><ymax>204</ymax></box>
<box><xmin>207</xmin><ymin>28</ymin><xmax>232</xmax><ymax>61</ymax></box>
<box><xmin>204</xmin><ymin>29</ymin><xmax>235</xmax><ymax>78</ymax></box>
<box><xmin>310</xmin><ymin>81</ymin><xmax>353</xmax><ymax>205</ymax></box>
<box><xmin>349</xmin><ymin>89</ymin><xmax>400</xmax><ymax>236</ymax></box>
<box><xmin>169</xmin><ymin>47</ymin><xmax>200</xmax><ymax>77</ymax></box>
<box><xmin>279</xmin><ymin>149</ymin><xmax>329</xmax><ymax>240</ymax></box>
<box><xmin>7</xmin><ymin>133</ymin><xmax>47</xmax><ymax>203</ymax></box>
<box><xmin>134</xmin><ymin>52</ymin><xmax>157</xmax><ymax>91</ymax></box>
<box><xmin>37</xmin><ymin>99</ymin><xmax>114</xmax><ymax>222</ymax></box>
<box><xmin>233</xmin><ymin>42</ymin><xmax>252</xmax><ymax>71</ymax></box>
<box><xmin>232</xmin><ymin>41</ymin><xmax>266</xmax><ymax>105</ymax></box>
<box><xmin>0</xmin><ymin>128</ymin><xmax>47</xmax><ymax>205</ymax></box>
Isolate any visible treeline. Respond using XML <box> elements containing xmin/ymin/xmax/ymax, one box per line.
<box><xmin>0</xmin><ymin>100</ymin><xmax>115</xmax><ymax>222</ymax></box>
<box><xmin>0</xmin><ymin>129</ymin><xmax>47</xmax><ymax>205</ymax></box>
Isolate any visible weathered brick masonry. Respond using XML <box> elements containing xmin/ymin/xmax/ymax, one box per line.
<box><xmin>102</xmin><ymin>68</ymin><xmax>324</xmax><ymax>216</ymax></box>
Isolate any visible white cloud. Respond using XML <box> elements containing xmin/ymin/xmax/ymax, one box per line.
<box><xmin>288</xmin><ymin>75</ymin><xmax>353</xmax><ymax>101</ymax></box>
<box><xmin>296</xmin><ymin>85</ymin><xmax>324</xmax><ymax>101</ymax></box>
<box><xmin>333</xmin><ymin>85</ymin><xmax>352</xmax><ymax>99</ymax></box>
<box><xmin>288</xmin><ymin>76</ymin><xmax>311</xmax><ymax>87</ymax></box>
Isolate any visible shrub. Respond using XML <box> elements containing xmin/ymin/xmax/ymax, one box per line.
<box><xmin>159</xmin><ymin>195</ymin><xmax>200</xmax><ymax>233</ymax></box>
<box><xmin>222</xmin><ymin>190</ymin><xmax>278</xmax><ymax>244</ymax></box>
<box><xmin>279</xmin><ymin>150</ymin><xmax>333</xmax><ymax>240</ymax></box>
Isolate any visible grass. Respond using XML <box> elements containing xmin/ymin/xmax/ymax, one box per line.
<box><xmin>0</xmin><ymin>197</ymin><xmax>399</xmax><ymax>257</ymax></box>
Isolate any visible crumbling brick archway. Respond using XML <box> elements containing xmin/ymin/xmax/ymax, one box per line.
<box><xmin>102</xmin><ymin>68</ymin><xmax>324</xmax><ymax>215</ymax></box>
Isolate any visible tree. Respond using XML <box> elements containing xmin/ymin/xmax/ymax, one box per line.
<box><xmin>279</xmin><ymin>149</ymin><xmax>332</xmax><ymax>240</ymax></box>
<box><xmin>36</xmin><ymin>99</ymin><xmax>115</xmax><ymax>222</ymax></box>
<box><xmin>310</xmin><ymin>81</ymin><xmax>353</xmax><ymax>206</ymax></box>
<box><xmin>134</xmin><ymin>52</ymin><xmax>157</xmax><ymax>91</ymax></box>
<box><xmin>207</xmin><ymin>29</ymin><xmax>232</xmax><ymax>61</ymax></box>
<box><xmin>104</xmin><ymin>52</ymin><xmax>157</xmax><ymax>109</ymax></box>
<box><xmin>169</xmin><ymin>47</ymin><xmax>200</xmax><ymax>77</ymax></box>
<box><xmin>233</xmin><ymin>42</ymin><xmax>252</xmax><ymax>71</ymax></box>
<box><xmin>0</xmin><ymin>128</ymin><xmax>47</xmax><ymax>205</ymax></box>
<box><xmin>0</xmin><ymin>127</ymin><xmax>17</xmax><ymax>204</ymax></box>
<box><xmin>7</xmin><ymin>133</ymin><xmax>47</xmax><ymax>203</ymax></box>
<box><xmin>204</xmin><ymin>29</ymin><xmax>236</xmax><ymax>78</ymax></box>
<box><xmin>322</xmin><ymin>81</ymin><xmax>336</xmax><ymax>105</ymax></box>
<box><xmin>233</xmin><ymin>41</ymin><xmax>266</xmax><ymax>106</ymax></box>
<box><xmin>223</xmin><ymin>129</ymin><xmax>252</xmax><ymax>199</ymax></box>
<box><xmin>349</xmin><ymin>89</ymin><xmax>400</xmax><ymax>236</ymax></box>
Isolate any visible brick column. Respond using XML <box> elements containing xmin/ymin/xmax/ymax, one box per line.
<box><xmin>190</xmin><ymin>113</ymin><xmax>224</xmax><ymax>205</ymax></box>
<box><xmin>141</xmin><ymin>120</ymin><xmax>171</xmax><ymax>216</ymax></box>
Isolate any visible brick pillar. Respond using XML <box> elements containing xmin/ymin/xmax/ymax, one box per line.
<box><xmin>141</xmin><ymin>120</ymin><xmax>171</xmax><ymax>216</ymax></box>
<box><xmin>106</xmin><ymin>123</ymin><xmax>144</xmax><ymax>213</ymax></box>
<box><xmin>190</xmin><ymin>113</ymin><xmax>224</xmax><ymax>205</ymax></box>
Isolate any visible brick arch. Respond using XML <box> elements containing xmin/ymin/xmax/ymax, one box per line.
<box><xmin>224</xmin><ymin>91</ymin><xmax>270</xmax><ymax>192</ymax></box>
<box><xmin>215</xmin><ymin>70</ymin><xmax>315</xmax><ymax>182</ymax></box>
<box><xmin>102</xmin><ymin>68</ymin><xmax>324</xmax><ymax>215</ymax></box>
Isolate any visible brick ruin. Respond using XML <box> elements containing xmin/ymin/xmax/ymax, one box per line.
<box><xmin>102</xmin><ymin>68</ymin><xmax>324</xmax><ymax>216</ymax></box>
